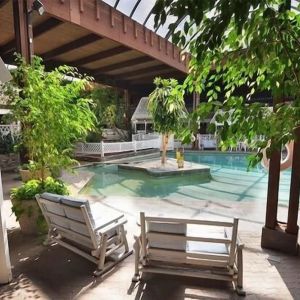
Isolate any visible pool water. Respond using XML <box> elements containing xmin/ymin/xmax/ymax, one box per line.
<box><xmin>80</xmin><ymin>152</ymin><xmax>291</xmax><ymax>204</ymax></box>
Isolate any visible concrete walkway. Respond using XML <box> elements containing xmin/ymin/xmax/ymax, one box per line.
<box><xmin>1</xmin><ymin>171</ymin><xmax>300</xmax><ymax>300</ymax></box>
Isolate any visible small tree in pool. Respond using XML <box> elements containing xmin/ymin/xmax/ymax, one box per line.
<box><xmin>148</xmin><ymin>77</ymin><xmax>186</xmax><ymax>165</ymax></box>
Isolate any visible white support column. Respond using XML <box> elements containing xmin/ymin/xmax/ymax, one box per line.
<box><xmin>0</xmin><ymin>58</ymin><xmax>12</xmax><ymax>284</ymax></box>
<box><xmin>100</xmin><ymin>141</ymin><xmax>104</xmax><ymax>158</ymax></box>
<box><xmin>0</xmin><ymin>171</ymin><xmax>12</xmax><ymax>284</ymax></box>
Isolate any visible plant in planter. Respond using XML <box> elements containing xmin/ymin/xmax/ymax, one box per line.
<box><xmin>11</xmin><ymin>177</ymin><xmax>68</xmax><ymax>235</ymax></box>
<box><xmin>5</xmin><ymin>56</ymin><xmax>96</xmax><ymax>234</ymax></box>
<box><xmin>9</xmin><ymin>55</ymin><xmax>96</xmax><ymax>178</ymax></box>
<box><xmin>19</xmin><ymin>161</ymin><xmax>51</xmax><ymax>182</ymax></box>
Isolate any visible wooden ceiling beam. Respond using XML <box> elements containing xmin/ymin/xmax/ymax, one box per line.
<box><xmin>129</xmin><ymin>71</ymin><xmax>184</xmax><ymax>84</ymax></box>
<box><xmin>70</xmin><ymin>45</ymin><xmax>130</xmax><ymax>66</ymax></box>
<box><xmin>45</xmin><ymin>60</ymin><xmax>132</xmax><ymax>89</ymax></box>
<box><xmin>123</xmin><ymin>65</ymin><xmax>173</xmax><ymax>79</ymax></box>
<box><xmin>33</xmin><ymin>18</ymin><xmax>63</xmax><ymax>37</ymax></box>
<box><xmin>40</xmin><ymin>0</ymin><xmax>188</xmax><ymax>73</ymax></box>
<box><xmin>0</xmin><ymin>0</ymin><xmax>9</xmax><ymax>8</ymax></box>
<box><xmin>0</xmin><ymin>17</ymin><xmax>62</xmax><ymax>58</ymax></box>
<box><xmin>93</xmin><ymin>56</ymin><xmax>154</xmax><ymax>75</ymax></box>
<box><xmin>42</xmin><ymin>33</ymin><xmax>102</xmax><ymax>61</ymax></box>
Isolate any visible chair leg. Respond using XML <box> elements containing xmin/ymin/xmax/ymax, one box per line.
<box><xmin>94</xmin><ymin>234</ymin><xmax>108</xmax><ymax>276</ymax></box>
<box><xmin>43</xmin><ymin>229</ymin><xmax>53</xmax><ymax>246</ymax></box>
<box><xmin>132</xmin><ymin>237</ymin><xmax>140</xmax><ymax>282</ymax></box>
<box><xmin>120</xmin><ymin>225</ymin><xmax>129</xmax><ymax>253</ymax></box>
<box><xmin>236</xmin><ymin>245</ymin><xmax>246</xmax><ymax>296</ymax></box>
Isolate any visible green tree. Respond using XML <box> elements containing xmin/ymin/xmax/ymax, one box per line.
<box><xmin>10</xmin><ymin>56</ymin><xmax>95</xmax><ymax>177</ymax></box>
<box><xmin>148</xmin><ymin>77</ymin><xmax>187</xmax><ymax>165</ymax></box>
<box><xmin>153</xmin><ymin>0</ymin><xmax>300</xmax><ymax>166</ymax></box>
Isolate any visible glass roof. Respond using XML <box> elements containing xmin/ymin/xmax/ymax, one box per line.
<box><xmin>102</xmin><ymin>0</ymin><xmax>300</xmax><ymax>40</ymax></box>
<box><xmin>102</xmin><ymin>0</ymin><xmax>177</xmax><ymax>39</ymax></box>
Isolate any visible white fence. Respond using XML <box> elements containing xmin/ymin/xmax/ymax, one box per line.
<box><xmin>76</xmin><ymin>132</ymin><xmax>258</xmax><ymax>157</ymax></box>
<box><xmin>76</xmin><ymin>137</ymin><xmax>162</xmax><ymax>157</ymax></box>
<box><xmin>0</xmin><ymin>124</ymin><xmax>20</xmax><ymax>141</ymax></box>
<box><xmin>132</xmin><ymin>133</ymin><xmax>160</xmax><ymax>141</ymax></box>
<box><xmin>198</xmin><ymin>134</ymin><xmax>218</xmax><ymax>150</ymax></box>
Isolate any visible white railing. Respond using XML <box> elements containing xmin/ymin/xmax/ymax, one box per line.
<box><xmin>76</xmin><ymin>134</ymin><xmax>177</xmax><ymax>157</ymax></box>
<box><xmin>76</xmin><ymin>137</ymin><xmax>162</xmax><ymax>157</ymax></box>
<box><xmin>76</xmin><ymin>132</ymin><xmax>258</xmax><ymax>158</ymax></box>
<box><xmin>132</xmin><ymin>132</ymin><xmax>160</xmax><ymax>141</ymax></box>
<box><xmin>0</xmin><ymin>124</ymin><xmax>20</xmax><ymax>137</ymax></box>
<box><xmin>199</xmin><ymin>134</ymin><xmax>218</xmax><ymax>150</ymax></box>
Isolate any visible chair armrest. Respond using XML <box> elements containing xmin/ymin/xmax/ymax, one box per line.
<box><xmin>224</xmin><ymin>228</ymin><xmax>244</xmax><ymax>249</ymax></box>
<box><xmin>93</xmin><ymin>214</ymin><xmax>125</xmax><ymax>231</ymax></box>
<box><xmin>237</xmin><ymin>235</ymin><xmax>244</xmax><ymax>249</ymax></box>
<box><xmin>95</xmin><ymin>217</ymin><xmax>127</xmax><ymax>235</ymax></box>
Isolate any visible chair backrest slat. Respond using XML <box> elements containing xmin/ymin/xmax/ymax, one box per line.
<box><xmin>37</xmin><ymin>195</ymin><xmax>98</xmax><ymax>249</ymax></box>
<box><xmin>145</xmin><ymin>216</ymin><xmax>233</xmax><ymax>227</ymax></box>
<box><xmin>140</xmin><ymin>212</ymin><xmax>147</xmax><ymax>258</ymax></box>
<box><xmin>140</xmin><ymin>212</ymin><xmax>239</xmax><ymax>268</ymax></box>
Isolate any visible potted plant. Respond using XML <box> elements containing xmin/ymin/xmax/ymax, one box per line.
<box><xmin>19</xmin><ymin>161</ymin><xmax>51</xmax><ymax>182</ymax></box>
<box><xmin>9</xmin><ymin>55</ymin><xmax>95</xmax><ymax>179</ymax></box>
<box><xmin>5</xmin><ymin>56</ymin><xmax>96</xmax><ymax>235</ymax></box>
<box><xmin>11</xmin><ymin>177</ymin><xmax>69</xmax><ymax>235</ymax></box>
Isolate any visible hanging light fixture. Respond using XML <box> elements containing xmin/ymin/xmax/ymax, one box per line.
<box><xmin>30</xmin><ymin>0</ymin><xmax>45</xmax><ymax>16</ymax></box>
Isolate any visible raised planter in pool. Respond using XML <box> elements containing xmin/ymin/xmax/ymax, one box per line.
<box><xmin>118</xmin><ymin>158</ymin><xmax>211</xmax><ymax>178</ymax></box>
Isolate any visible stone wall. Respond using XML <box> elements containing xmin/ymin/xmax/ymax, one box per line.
<box><xmin>0</xmin><ymin>154</ymin><xmax>19</xmax><ymax>171</ymax></box>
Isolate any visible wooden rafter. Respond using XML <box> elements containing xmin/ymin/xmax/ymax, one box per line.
<box><xmin>42</xmin><ymin>33</ymin><xmax>102</xmax><ymax>61</ymax></box>
<box><xmin>0</xmin><ymin>17</ymin><xmax>62</xmax><ymax>57</ymax></box>
<box><xmin>70</xmin><ymin>45</ymin><xmax>130</xmax><ymax>66</ymax></box>
<box><xmin>124</xmin><ymin>65</ymin><xmax>173</xmax><ymax>78</ymax></box>
<box><xmin>38</xmin><ymin>0</ymin><xmax>188</xmax><ymax>73</ymax></box>
<box><xmin>93</xmin><ymin>56</ymin><xmax>153</xmax><ymax>74</ymax></box>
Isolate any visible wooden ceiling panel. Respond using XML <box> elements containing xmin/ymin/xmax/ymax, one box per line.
<box><xmin>34</xmin><ymin>22</ymin><xmax>90</xmax><ymax>55</ymax></box>
<box><xmin>52</xmin><ymin>38</ymin><xmax>120</xmax><ymax>62</ymax></box>
<box><xmin>126</xmin><ymin>68</ymin><xmax>175</xmax><ymax>81</ymax></box>
<box><xmin>108</xmin><ymin>60</ymin><xmax>162</xmax><ymax>76</ymax></box>
<box><xmin>0</xmin><ymin>1</ymin><xmax>14</xmax><ymax>45</ymax></box>
<box><xmin>83</xmin><ymin>50</ymin><xmax>144</xmax><ymax>69</ymax></box>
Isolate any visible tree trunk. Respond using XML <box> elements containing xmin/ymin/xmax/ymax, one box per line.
<box><xmin>161</xmin><ymin>134</ymin><xmax>169</xmax><ymax>165</ymax></box>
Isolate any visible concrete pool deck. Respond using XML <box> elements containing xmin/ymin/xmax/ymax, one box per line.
<box><xmin>1</xmin><ymin>170</ymin><xmax>300</xmax><ymax>299</ymax></box>
<box><xmin>118</xmin><ymin>158</ymin><xmax>211</xmax><ymax>178</ymax></box>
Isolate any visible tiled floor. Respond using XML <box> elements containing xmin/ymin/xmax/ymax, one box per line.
<box><xmin>1</xmin><ymin>171</ymin><xmax>300</xmax><ymax>300</ymax></box>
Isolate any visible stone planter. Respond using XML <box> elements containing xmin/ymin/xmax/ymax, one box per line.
<box><xmin>11</xmin><ymin>198</ymin><xmax>42</xmax><ymax>235</ymax></box>
<box><xmin>20</xmin><ymin>168</ymin><xmax>51</xmax><ymax>182</ymax></box>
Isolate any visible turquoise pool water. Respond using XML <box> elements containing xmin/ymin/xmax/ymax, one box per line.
<box><xmin>80</xmin><ymin>152</ymin><xmax>291</xmax><ymax>204</ymax></box>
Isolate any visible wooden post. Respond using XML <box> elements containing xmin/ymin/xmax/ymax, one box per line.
<box><xmin>264</xmin><ymin>146</ymin><xmax>281</xmax><ymax>229</ymax></box>
<box><xmin>264</xmin><ymin>97</ymin><xmax>282</xmax><ymax>229</ymax></box>
<box><xmin>261</xmin><ymin>97</ymin><xmax>299</xmax><ymax>254</ymax></box>
<box><xmin>13</xmin><ymin>0</ymin><xmax>33</xmax><ymax>164</ymax></box>
<box><xmin>286</xmin><ymin>127</ymin><xmax>300</xmax><ymax>234</ymax></box>
<box><xmin>13</xmin><ymin>0</ymin><xmax>33</xmax><ymax>63</ymax></box>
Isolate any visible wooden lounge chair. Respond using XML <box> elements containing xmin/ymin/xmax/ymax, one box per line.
<box><xmin>36</xmin><ymin>193</ymin><xmax>132</xmax><ymax>276</ymax></box>
<box><xmin>132</xmin><ymin>212</ymin><xmax>245</xmax><ymax>296</ymax></box>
